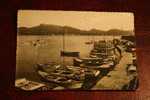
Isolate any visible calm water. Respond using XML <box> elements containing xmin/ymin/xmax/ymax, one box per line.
<box><xmin>16</xmin><ymin>35</ymin><xmax>120</xmax><ymax>81</ymax></box>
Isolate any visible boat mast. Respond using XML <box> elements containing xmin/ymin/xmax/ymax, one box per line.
<box><xmin>62</xmin><ymin>27</ymin><xmax>67</xmax><ymax>66</ymax></box>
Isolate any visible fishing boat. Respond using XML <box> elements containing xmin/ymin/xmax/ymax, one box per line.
<box><xmin>37</xmin><ymin>70</ymin><xmax>75</xmax><ymax>86</ymax></box>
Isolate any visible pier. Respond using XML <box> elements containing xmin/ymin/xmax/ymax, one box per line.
<box><xmin>92</xmin><ymin>51</ymin><xmax>137</xmax><ymax>90</ymax></box>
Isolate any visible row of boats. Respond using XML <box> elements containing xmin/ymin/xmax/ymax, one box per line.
<box><xmin>36</xmin><ymin>64</ymin><xmax>100</xmax><ymax>88</ymax></box>
<box><xmin>33</xmin><ymin>40</ymin><xmax>121</xmax><ymax>90</ymax></box>
<box><xmin>16</xmin><ymin>39</ymin><xmax>128</xmax><ymax>91</ymax></box>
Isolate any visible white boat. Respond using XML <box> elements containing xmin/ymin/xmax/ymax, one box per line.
<box><xmin>15</xmin><ymin>78</ymin><xmax>46</xmax><ymax>91</ymax></box>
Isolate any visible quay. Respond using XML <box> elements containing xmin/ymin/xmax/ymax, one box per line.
<box><xmin>92</xmin><ymin>51</ymin><xmax>137</xmax><ymax>90</ymax></box>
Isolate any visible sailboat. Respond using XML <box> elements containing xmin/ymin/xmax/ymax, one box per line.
<box><xmin>61</xmin><ymin>27</ymin><xmax>79</xmax><ymax>57</ymax></box>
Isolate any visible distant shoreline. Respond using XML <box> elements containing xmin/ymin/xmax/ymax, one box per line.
<box><xmin>18</xmin><ymin>24</ymin><xmax>134</xmax><ymax>36</ymax></box>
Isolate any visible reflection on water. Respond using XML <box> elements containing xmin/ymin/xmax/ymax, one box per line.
<box><xmin>16</xmin><ymin>35</ymin><xmax>120</xmax><ymax>81</ymax></box>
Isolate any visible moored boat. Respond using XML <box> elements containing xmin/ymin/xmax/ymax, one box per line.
<box><xmin>61</xmin><ymin>51</ymin><xmax>79</xmax><ymax>57</ymax></box>
<box><xmin>85</xmin><ymin>41</ymin><xmax>93</xmax><ymax>44</ymax></box>
<box><xmin>15</xmin><ymin>78</ymin><xmax>48</xmax><ymax>91</ymax></box>
<box><xmin>37</xmin><ymin>70</ymin><xmax>75</xmax><ymax>86</ymax></box>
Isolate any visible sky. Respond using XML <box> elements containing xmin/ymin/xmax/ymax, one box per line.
<box><xmin>18</xmin><ymin>10</ymin><xmax>134</xmax><ymax>31</ymax></box>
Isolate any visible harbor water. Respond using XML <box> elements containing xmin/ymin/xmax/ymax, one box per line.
<box><xmin>16</xmin><ymin>35</ymin><xmax>120</xmax><ymax>82</ymax></box>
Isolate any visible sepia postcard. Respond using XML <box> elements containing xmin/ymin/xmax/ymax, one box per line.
<box><xmin>16</xmin><ymin>10</ymin><xmax>138</xmax><ymax>91</ymax></box>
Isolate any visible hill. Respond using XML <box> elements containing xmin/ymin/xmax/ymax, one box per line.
<box><xmin>18</xmin><ymin>24</ymin><xmax>134</xmax><ymax>36</ymax></box>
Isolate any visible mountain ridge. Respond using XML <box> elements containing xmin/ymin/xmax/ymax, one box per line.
<box><xmin>18</xmin><ymin>24</ymin><xmax>134</xmax><ymax>36</ymax></box>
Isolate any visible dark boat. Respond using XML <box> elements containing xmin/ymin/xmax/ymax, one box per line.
<box><xmin>85</xmin><ymin>41</ymin><xmax>93</xmax><ymax>44</ymax></box>
<box><xmin>121</xmin><ymin>36</ymin><xmax>135</xmax><ymax>42</ymax></box>
<box><xmin>61</xmin><ymin>51</ymin><xmax>79</xmax><ymax>57</ymax></box>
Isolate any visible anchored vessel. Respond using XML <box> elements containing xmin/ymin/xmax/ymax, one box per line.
<box><xmin>61</xmin><ymin>51</ymin><xmax>79</xmax><ymax>57</ymax></box>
